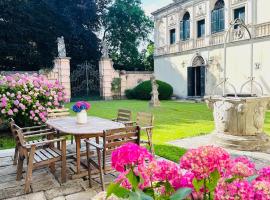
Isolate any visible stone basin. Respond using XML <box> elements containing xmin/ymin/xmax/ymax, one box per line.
<box><xmin>205</xmin><ymin>95</ymin><xmax>270</xmax><ymax>152</ymax></box>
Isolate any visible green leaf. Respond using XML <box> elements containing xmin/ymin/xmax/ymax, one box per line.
<box><xmin>106</xmin><ymin>183</ymin><xmax>130</xmax><ymax>198</ymax></box>
<box><xmin>126</xmin><ymin>169</ymin><xmax>140</xmax><ymax>190</ymax></box>
<box><xmin>143</xmin><ymin>188</ymin><xmax>155</xmax><ymax>198</ymax></box>
<box><xmin>206</xmin><ymin>169</ymin><xmax>220</xmax><ymax>192</ymax></box>
<box><xmin>129</xmin><ymin>190</ymin><xmax>154</xmax><ymax>200</ymax></box>
<box><xmin>192</xmin><ymin>178</ymin><xmax>204</xmax><ymax>192</ymax></box>
<box><xmin>165</xmin><ymin>180</ymin><xmax>175</xmax><ymax>194</ymax></box>
<box><xmin>247</xmin><ymin>175</ymin><xmax>259</xmax><ymax>183</ymax></box>
<box><xmin>170</xmin><ymin>188</ymin><xmax>193</xmax><ymax>200</ymax></box>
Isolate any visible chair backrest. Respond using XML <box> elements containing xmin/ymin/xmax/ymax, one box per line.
<box><xmin>136</xmin><ymin>112</ymin><xmax>154</xmax><ymax>127</ymax></box>
<box><xmin>47</xmin><ymin>108</ymin><xmax>70</xmax><ymax>119</ymax></box>
<box><xmin>8</xmin><ymin>118</ymin><xmax>21</xmax><ymax>137</ymax></box>
<box><xmin>103</xmin><ymin>126</ymin><xmax>140</xmax><ymax>155</ymax></box>
<box><xmin>116</xmin><ymin>109</ymin><xmax>132</xmax><ymax>122</ymax></box>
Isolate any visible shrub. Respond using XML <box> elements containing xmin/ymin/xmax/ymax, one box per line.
<box><xmin>127</xmin><ymin>80</ymin><xmax>173</xmax><ymax>100</ymax></box>
<box><xmin>124</xmin><ymin>89</ymin><xmax>134</xmax><ymax>99</ymax></box>
<box><xmin>0</xmin><ymin>73</ymin><xmax>68</xmax><ymax>126</ymax></box>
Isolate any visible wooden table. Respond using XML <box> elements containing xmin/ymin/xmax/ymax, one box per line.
<box><xmin>46</xmin><ymin>116</ymin><xmax>124</xmax><ymax>178</ymax></box>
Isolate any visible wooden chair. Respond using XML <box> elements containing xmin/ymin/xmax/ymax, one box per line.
<box><xmin>47</xmin><ymin>108</ymin><xmax>73</xmax><ymax>144</ymax></box>
<box><xmin>8</xmin><ymin>119</ymin><xmax>53</xmax><ymax>165</ymax></box>
<box><xmin>47</xmin><ymin>108</ymin><xmax>70</xmax><ymax>119</ymax></box>
<box><xmin>85</xmin><ymin>126</ymin><xmax>140</xmax><ymax>191</ymax></box>
<box><xmin>15</xmin><ymin>128</ymin><xmax>66</xmax><ymax>193</ymax></box>
<box><xmin>135</xmin><ymin>112</ymin><xmax>154</xmax><ymax>154</ymax></box>
<box><xmin>112</xmin><ymin>109</ymin><xmax>133</xmax><ymax>125</ymax></box>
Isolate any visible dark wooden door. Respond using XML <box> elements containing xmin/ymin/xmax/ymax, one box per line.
<box><xmin>187</xmin><ymin>67</ymin><xmax>195</xmax><ymax>96</ymax></box>
<box><xmin>200</xmin><ymin>66</ymin><xmax>206</xmax><ymax>96</ymax></box>
<box><xmin>187</xmin><ymin>66</ymin><xmax>205</xmax><ymax>97</ymax></box>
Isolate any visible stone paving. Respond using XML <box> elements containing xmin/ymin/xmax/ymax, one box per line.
<box><xmin>0</xmin><ymin>146</ymin><xmax>115</xmax><ymax>200</ymax></box>
<box><xmin>168</xmin><ymin>134</ymin><xmax>270</xmax><ymax>169</ymax></box>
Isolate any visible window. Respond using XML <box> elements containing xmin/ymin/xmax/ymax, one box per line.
<box><xmin>234</xmin><ymin>7</ymin><xmax>245</xmax><ymax>28</ymax></box>
<box><xmin>211</xmin><ymin>0</ymin><xmax>225</xmax><ymax>34</ymax></box>
<box><xmin>170</xmin><ymin>29</ymin><xmax>176</xmax><ymax>44</ymax></box>
<box><xmin>180</xmin><ymin>12</ymin><xmax>190</xmax><ymax>41</ymax></box>
<box><xmin>197</xmin><ymin>19</ymin><xmax>205</xmax><ymax>38</ymax></box>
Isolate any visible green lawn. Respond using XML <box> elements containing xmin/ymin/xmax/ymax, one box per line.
<box><xmin>2</xmin><ymin>100</ymin><xmax>270</xmax><ymax>162</ymax></box>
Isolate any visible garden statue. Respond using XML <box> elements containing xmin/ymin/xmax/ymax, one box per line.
<box><xmin>101</xmin><ymin>40</ymin><xmax>109</xmax><ymax>59</ymax></box>
<box><xmin>149</xmin><ymin>76</ymin><xmax>160</xmax><ymax>107</ymax></box>
<box><xmin>57</xmin><ymin>36</ymin><xmax>66</xmax><ymax>58</ymax></box>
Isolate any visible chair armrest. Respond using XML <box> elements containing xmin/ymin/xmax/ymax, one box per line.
<box><xmin>85</xmin><ymin>139</ymin><xmax>103</xmax><ymax>150</ymax></box>
<box><xmin>140</xmin><ymin>125</ymin><xmax>154</xmax><ymax>130</ymax></box>
<box><xmin>20</xmin><ymin>125</ymin><xmax>47</xmax><ymax>131</ymax></box>
<box><xmin>23</xmin><ymin>137</ymin><xmax>66</xmax><ymax>148</ymax></box>
<box><xmin>22</xmin><ymin>128</ymin><xmax>53</xmax><ymax>136</ymax></box>
<box><xmin>24</xmin><ymin>131</ymin><xmax>57</xmax><ymax>139</ymax></box>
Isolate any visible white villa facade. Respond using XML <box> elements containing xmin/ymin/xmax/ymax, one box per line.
<box><xmin>152</xmin><ymin>0</ymin><xmax>270</xmax><ymax>98</ymax></box>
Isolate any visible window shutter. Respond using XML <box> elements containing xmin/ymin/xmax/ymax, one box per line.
<box><xmin>200</xmin><ymin>66</ymin><xmax>206</xmax><ymax>96</ymax></box>
<box><xmin>219</xmin><ymin>8</ymin><xmax>225</xmax><ymax>31</ymax></box>
<box><xmin>186</xmin><ymin>20</ymin><xmax>190</xmax><ymax>39</ymax></box>
<box><xmin>180</xmin><ymin>21</ymin><xmax>184</xmax><ymax>40</ymax></box>
<box><xmin>211</xmin><ymin>11</ymin><xmax>216</xmax><ymax>33</ymax></box>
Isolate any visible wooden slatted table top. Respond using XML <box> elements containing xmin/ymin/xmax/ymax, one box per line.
<box><xmin>46</xmin><ymin>116</ymin><xmax>125</xmax><ymax>135</ymax></box>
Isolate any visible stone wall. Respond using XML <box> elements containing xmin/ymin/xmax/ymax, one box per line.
<box><xmin>99</xmin><ymin>58</ymin><xmax>153</xmax><ymax>100</ymax></box>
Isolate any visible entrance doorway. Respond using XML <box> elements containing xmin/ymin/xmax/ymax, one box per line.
<box><xmin>187</xmin><ymin>56</ymin><xmax>206</xmax><ymax>97</ymax></box>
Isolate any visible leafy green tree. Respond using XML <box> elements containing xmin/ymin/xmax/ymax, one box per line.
<box><xmin>142</xmin><ymin>41</ymin><xmax>154</xmax><ymax>71</ymax></box>
<box><xmin>0</xmin><ymin>0</ymin><xmax>110</xmax><ymax>71</ymax></box>
<box><xmin>103</xmin><ymin>0</ymin><xmax>153</xmax><ymax>71</ymax></box>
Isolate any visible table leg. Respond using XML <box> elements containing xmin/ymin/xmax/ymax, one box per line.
<box><xmin>75</xmin><ymin>136</ymin><xmax>81</xmax><ymax>174</ymax></box>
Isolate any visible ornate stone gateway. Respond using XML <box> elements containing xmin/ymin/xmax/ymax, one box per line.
<box><xmin>205</xmin><ymin>19</ymin><xmax>270</xmax><ymax>152</ymax></box>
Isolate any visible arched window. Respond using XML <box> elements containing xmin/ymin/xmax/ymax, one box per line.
<box><xmin>211</xmin><ymin>0</ymin><xmax>225</xmax><ymax>33</ymax></box>
<box><xmin>180</xmin><ymin>12</ymin><xmax>190</xmax><ymax>41</ymax></box>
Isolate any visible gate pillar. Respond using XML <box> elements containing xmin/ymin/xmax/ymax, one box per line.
<box><xmin>99</xmin><ymin>58</ymin><xmax>114</xmax><ymax>100</ymax></box>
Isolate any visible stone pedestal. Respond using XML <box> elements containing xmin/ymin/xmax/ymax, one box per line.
<box><xmin>205</xmin><ymin>96</ymin><xmax>270</xmax><ymax>152</ymax></box>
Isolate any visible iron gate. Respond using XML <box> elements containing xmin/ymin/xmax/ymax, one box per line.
<box><xmin>70</xmin><ymin>62</ymin><xmax>100</xmax><ymax>99</ymax></box>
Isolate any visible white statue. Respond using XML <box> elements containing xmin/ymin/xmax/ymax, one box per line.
<box><xmin>57</xmin><ymin>36</ymin><xmax>66</xmax><ymax>58</ymax></box>
<box><xmin>149</xmin><ymin>76</ymin><xmax>160</xmax><ymax>107</ymax></box>
<box><xmin>101</xmin><ymin>40</ymin><xmax>109</xmax><ymax>59</ymax></box>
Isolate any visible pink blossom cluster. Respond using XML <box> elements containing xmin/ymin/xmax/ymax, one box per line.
<box><xmin>180</xmin><ymin>145</ymin><xmax>231</xmax><ymax>179</ymax></box>
<box><xmin>0</xmin><ymin>73</ymin><xmax>68</xmax><ymax>125</ymax></box>
<box><xmin>215</xmin><ymin>178</ymin><xmax>255</xmax><ymax>200</ymax></box>
<box><xmin>111</xmin><ymin>144</ymin><xmax>270</xmax><ymax>199</ymax></box>
<box><xmin>111</xmin><ymin>142</ymin><xmax>153</xmax><ymax>172</ymax></box>
<box><xmin>229</xmin><ymin>156</ymin><xmax>256</xmax><ymax>177</ymax></box>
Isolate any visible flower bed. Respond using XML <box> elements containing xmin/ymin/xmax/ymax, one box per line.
<box><xmin>105</xmin><ymin>143</ymin><xmax>270</xmax><ymax>200</ymax></box>
<box><xmin>0</xmin><ymin>73</ymin><xmax>67</xmax><ymax>126</ymax></box>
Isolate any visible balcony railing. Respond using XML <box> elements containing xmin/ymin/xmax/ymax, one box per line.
<box><xmin>155</xmin><ymin>22</ymin><xmax>270</xmax><ymax>56</ymax></box>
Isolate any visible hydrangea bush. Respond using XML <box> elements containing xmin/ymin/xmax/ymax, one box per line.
<box><xmin>0</xmin><ymin>73</ymin><xmax>68</xmax><ymax>126</ymax></box>
<box><xmin>107</xmin><ymin>144</ymin><xmax>270</xmax><ymax>200</ymax></box>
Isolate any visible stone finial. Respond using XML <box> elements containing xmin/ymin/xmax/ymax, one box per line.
<box><xmin>149</xmin><ymin>76</ymin><xmax>160</xmax><ymax>107</ymax></box>
<box><xmin>57</xmin><ymin>36</ymin><xmax>66</xmax><ymax>58</ymax></box>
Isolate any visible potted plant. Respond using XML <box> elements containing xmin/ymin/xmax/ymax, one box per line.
<box><xmin>72</xmin><ymin>101</ymin><xmax>91</xmax><ymax>124</ymax></box>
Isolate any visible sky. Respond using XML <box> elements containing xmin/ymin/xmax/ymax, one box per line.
<box><xmin>141</xmin><ymin>0</ymin><xmax>173</xmax><ymax>16</ymax></box>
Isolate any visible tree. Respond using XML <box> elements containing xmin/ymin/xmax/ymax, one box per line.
<box><xmin>0</xmin><ymin>0</ymin><xmax>110</xmax><ymax>71</ymax></box>
<box><xmin>143</xmin><ymin>41</ymin><xmax>154</xmax><ymax>71</ymax></box>
<box><xmin>103</xmin><ymin>0</ymin><xmax>153</xmax><ymax>71</ymax></box>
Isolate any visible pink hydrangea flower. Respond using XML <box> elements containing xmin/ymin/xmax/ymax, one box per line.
<box><xmin>253</xmin><ymin>180</ymin><xmax>270</xmax><ymax>200</ymax></box>
<box><xmin>111</xmin><ymin>143</ymin><xmax>153</xmax><ymax>172</ymax></box>
<box><xmin>229</xmin><ymin>156</ymin><xmax>256</xmax><ymax>177</ymax></box>
<box><xmin>180</xmin><ymin>146</ymin><xmax>231</xmax><ymax>180</ymax></box>
<box><xmin>215</xmin><ymin>179</ymin><xmax>254</xmax><ymax>200</ymax></box>
<box><xmin>257</xmin><ymin>167</ymin><xmax>270</xmax><ymax>182</ymax></box>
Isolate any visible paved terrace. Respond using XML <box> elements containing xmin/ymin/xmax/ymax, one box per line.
<box><xmin>0</xmin><ymin>145</ymin><xmax>113</xmax><ymax>200</ymax></box>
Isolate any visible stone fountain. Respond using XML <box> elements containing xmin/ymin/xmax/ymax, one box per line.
<box><xmin>205</xmin><ymin>19</ymin><xmax>270</xmax><ymax>152</ymax></box>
